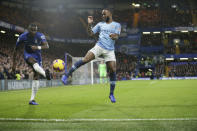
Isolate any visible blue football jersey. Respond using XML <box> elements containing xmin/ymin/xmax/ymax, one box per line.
<box><xmin>16</xmin><ymin>32</ymin><xmax>47</xmax><ymax>54</ymax></box>
<box><xmin>92</xmin><ymin>21</ymin><xmax>121</xmax><ymax>50</ymax></box>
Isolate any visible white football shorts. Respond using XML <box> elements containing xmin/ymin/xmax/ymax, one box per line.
<box><xmin>89</xmin><ymin>44</ymin><xmax>116</xmax><ymax>62</ymax></box>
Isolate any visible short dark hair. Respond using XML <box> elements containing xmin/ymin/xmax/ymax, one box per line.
<box><xmin>28</xmin><ymin>23</ymin><xmax>38</xmax><ymax>30</ymax></box>
<box><xmin>103</xmin><ymin>8</ymin><xmax>113</xmax><ymax>14</ymax></box>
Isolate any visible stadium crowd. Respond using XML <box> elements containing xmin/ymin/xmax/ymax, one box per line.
<box><xmin>1</xmin><ymin>36</ymin><xmax>197</xmax><ymax>80</ymax></box>
<box><xmin>167</xmin><ymin>62</ymin><xmax>197</xmax><ymax>77</ymax></box>
<box><xmin>163</xmin><ymin>33</ymin><xmax>197</xmax><ymax>54</ymax></box>
<box><xmin>1</xmin><ymin>25</ymin><xmax>197</xmax><ymax>80</ymax></box>
<box><xmin>116</xmin><ymin>52</ymin><xmax>137</xmax><ymax>80</ymax></box>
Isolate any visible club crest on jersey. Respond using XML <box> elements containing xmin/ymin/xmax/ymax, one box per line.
<box><xmin>111</xmin><ymin>25</ymin><xmax>115</xmax><ymax>29</ymax></box>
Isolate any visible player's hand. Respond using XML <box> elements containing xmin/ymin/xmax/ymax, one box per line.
<box><xmin>88</xmin><ymin>16</ymin><xmax>93</xmax><ymax>24</ymax></box>
<box><xmin>31</xmin><ymin>46</ymin><xmax>38</xmax><ymax>50</ymax></box>
<box><xmin>110</xmin><ymin>34</ymin><xmax>118</xmax><ymax>40</ymax></box>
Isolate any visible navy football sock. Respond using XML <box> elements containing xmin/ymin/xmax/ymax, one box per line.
<box><xmin>109</xmin><ymin>72</ymin><xmax>116</xmax><ymax>95</ymax></box>
<box><xmin>66</xmin><ymin>60</ymin><xmax>86</xmax><ymax>76</ymax></box>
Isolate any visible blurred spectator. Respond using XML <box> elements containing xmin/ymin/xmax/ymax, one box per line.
<box><xmin>0</xmin><ymin>66</ymin><xmax>5</xmax><ymax>79</ymax></box>
<box><xmin>168</xmin><ymin>62</ymin><xmax>197</xmax><ymax>77</ymax></box>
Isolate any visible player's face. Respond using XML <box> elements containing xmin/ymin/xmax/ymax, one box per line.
<box><xmin>102</xmin><ymin>10</ymin><xmax>111</xmax><ymax>22</ymax></box>
<box><xmin>29</xmin><ymin>26</ymin><xmax>37</xmax><ymax>35</ymax></box>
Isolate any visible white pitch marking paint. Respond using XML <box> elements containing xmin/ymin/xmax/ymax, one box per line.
<box><xmin>0</xmin><ymin>118</ymin><xmax>197</xmax><ymax>122</ymax></box>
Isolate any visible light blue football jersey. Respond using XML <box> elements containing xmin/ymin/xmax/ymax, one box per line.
<box><xmin>92</xmin><ymin>21</ymin><xmax>121</xmax><ymax>50</ymax></box>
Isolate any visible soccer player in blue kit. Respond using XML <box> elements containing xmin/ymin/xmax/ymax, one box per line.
<box><xmin>12</xmin><ymin>23</ymin><xmax>51</xmax><ymax>105</ymax></box>
<box><xmin>62</xmin><ymin>9</ymin><xmax>121</xmax><ymax>103</ymax></box>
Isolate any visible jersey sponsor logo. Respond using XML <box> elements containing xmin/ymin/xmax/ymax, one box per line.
<box><xmin>101</xmin><ymin>29</ymin><xmax>115</xmax><ymax>34</ymax></box>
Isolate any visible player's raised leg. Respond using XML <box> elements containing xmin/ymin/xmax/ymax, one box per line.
<box><xmin>26</xmin><ymin>57</ymin><xmax>46</xmax><ymax>78</ymax></box>
<box><xmin>106</xmin><ymin>61</ymin><xmax>117</xmax><ymax>103</ymax></box>
<box><xmin>61</xmin><ymin>51</ymin><xmax>95</xmax><ymax>85</ymax></box>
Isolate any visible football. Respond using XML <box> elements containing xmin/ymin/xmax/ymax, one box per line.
<box><xmin>52</xmin><ymin>59</ymin><xmax>65</xmax><ymax>72</ymax></box>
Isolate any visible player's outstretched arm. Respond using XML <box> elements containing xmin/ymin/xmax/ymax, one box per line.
<box><xmin>87</xmin><ymin>16</ymin><xmax>94</xmax><ymax>37</ymax></box>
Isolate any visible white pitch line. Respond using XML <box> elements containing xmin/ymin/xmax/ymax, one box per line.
<box><xmin>0</xmin><ymin>118</ymin><xmax>197</xmax><ymax>122</ymax></box>
<box><xmin>150</xmin><ymin>81</ymin><xmax>157</xmax><ymax>85</ymax></box>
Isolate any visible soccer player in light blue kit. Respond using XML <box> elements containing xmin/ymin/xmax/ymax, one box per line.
<box><xmin>12</xmin><ymin>23</ymin><xmax>51</xmax><ymax>105</ymax></box>
<box><xmin>62</xmin><ymin>9</ymin><xmax>121</xmax><ymax>103</ymax></box>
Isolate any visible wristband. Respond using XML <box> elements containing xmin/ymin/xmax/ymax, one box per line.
<box><xmin>38</xmin><ymin>46</ymin><xmax>42</xmax><ymax>50</ymax></box>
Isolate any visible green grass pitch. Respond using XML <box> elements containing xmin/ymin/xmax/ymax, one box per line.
<box><xmin>0</xmin><ymin>80</ymin><xmax>197</xmax><ymax>131</ymax></box>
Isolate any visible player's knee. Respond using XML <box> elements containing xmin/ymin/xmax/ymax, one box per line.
<box><xmin>27</xmin><ymin>58</ymin><xmax>37</xmax><ymax>65</ymax></box>
<box><xmin>33</xmin><ymin>73</ymin><xmax>40</xmax><ymax>80</ymax></box>
<box><xmin>83</xmin><ymin>52</ymin><xmax>95</xmax><ymax>63</ymax></box>
<box><xmin>82</xmin><ymin>57</ymin><xmax>92</xmax><ymax>63</ymax></box>
<box><xmin>82</xmin><ymin>58</ymin><xmax>88</xmax><ymax>63</ymax></box>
